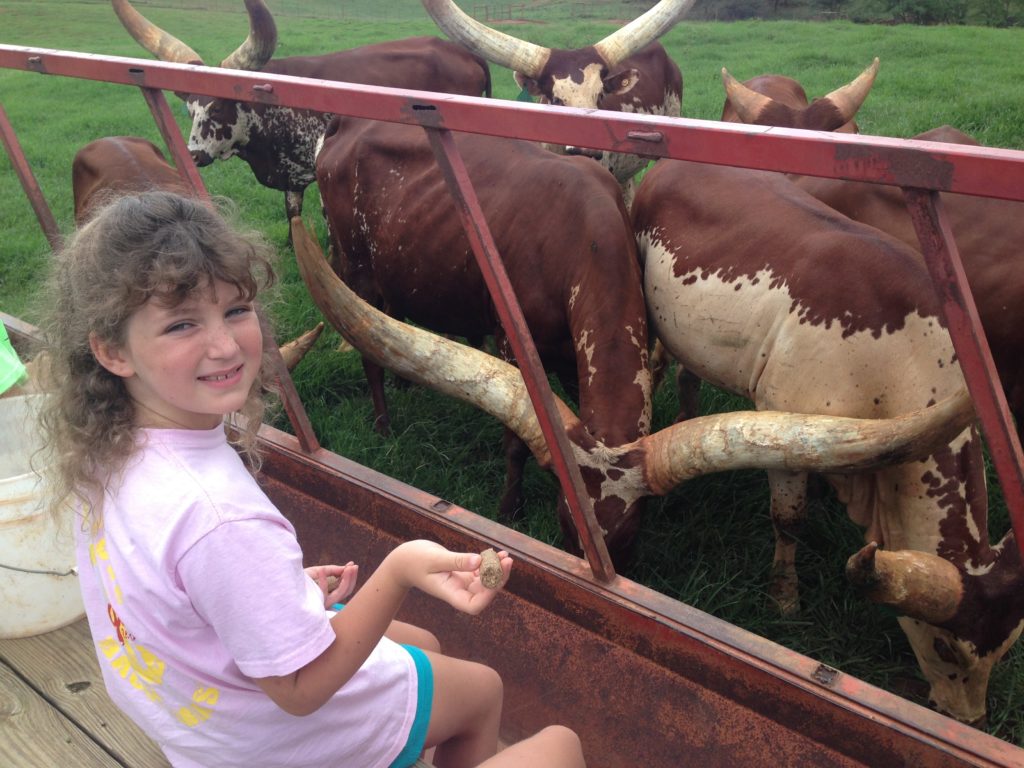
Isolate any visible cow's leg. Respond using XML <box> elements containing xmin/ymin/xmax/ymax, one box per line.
<box><xmin>499</xmin><ymin>427</ymin><xmax>530</xmax><ymax>522</ymax></box>
<box><xmin>767</xmin><ymin>469</ymin><xmax>808</xmax><ymax>616</ymax></box>
<box><xmin>674</xmin><ymin>365</ymin><xmax>702</xmax><ymax>423</ymax></box>
<box><xmin>285</xmin><ymin>189</ymin><xmax>304</xmax><ymax>220</ymax></box>
<box><xmin>361</xmin><ymin>356</ymin><xmax>391</xmax><ymax>436</ymax></box>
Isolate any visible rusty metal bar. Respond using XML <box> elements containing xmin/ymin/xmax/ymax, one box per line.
<box><xmin>138</xmin><ymin>86</ymin><xmax>209</xmax><ymax>201</ymax></box>
<box><xmin>903</xmin><ymin>189</ymin><xmax>1024</xmax><ymax>559</ymax></box>
<box><xmin>0</xmin><ymin>99</ymin><xmax>62</xmax><ymax>250</ymax></box>
<box><xmin>419</xmin><ymin>124</ymin><xmax>615</xmax><ymax>582</ymax></box>
<box><xmin>1</xmin><ymin>47</ymin><xmax>1023</xmax><ymax>201</ymax></box>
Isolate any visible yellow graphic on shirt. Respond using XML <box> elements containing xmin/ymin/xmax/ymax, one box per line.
<box><xmin>90</xmin><ymin>536</ymin><xmax>222</xmax><ymax>727</ymax></box>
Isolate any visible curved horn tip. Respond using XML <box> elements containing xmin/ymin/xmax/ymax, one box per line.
<box><xmin>845</xmin><ymin>541</ymin><xmax>880</xmax><ymax>586</ymax></box>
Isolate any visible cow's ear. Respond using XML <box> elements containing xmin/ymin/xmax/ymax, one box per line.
<box><xmin>513</xmin><ymin>71</ymin><xmax>543</xmax><ymax>97</ymax></box>
<box><xmin>604</xmin><ymin>68</ymin><xmax>640</xmax><ymax>96</ymax></box>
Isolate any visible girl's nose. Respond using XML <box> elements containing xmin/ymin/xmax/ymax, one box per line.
<box><xmin>207</xmin><ymin>323</ymin><xmax>240</xmax><ymax>357</ymax></box>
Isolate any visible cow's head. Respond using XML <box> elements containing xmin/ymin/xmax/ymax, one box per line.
<box><xmin>112</xmin><ymin>0</ymin><xmax>277</xmax><ymax>166</ymax></box>
<box><xmin>720</xmin><ymin>58</ymin><xmax>879</xmax><ymax>133</ymax></box>
<box><xmin>422</xmin><ymin>0</ymin><xmax>690</xmax><ymax>161</ymax></box>
<box><xmin>849</xmin><ymin>526</ymin><xmax>1024</xmax><ymax>723</ymax></box>
<box><xmin>291</xmin><ymin>217</ymin><xmax>977</xmax><ymax>568</ymax></box>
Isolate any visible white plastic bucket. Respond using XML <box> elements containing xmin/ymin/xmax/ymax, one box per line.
<box><xmin>0</xmin><ymin>394</ymin><xmax>84</xmax><ymax>638</ymax></box>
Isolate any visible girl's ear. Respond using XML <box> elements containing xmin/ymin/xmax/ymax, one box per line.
<box><xmin>89</xmin><ymin>332</ymin><xmax>134</xmax><ymax>378</ymax></box>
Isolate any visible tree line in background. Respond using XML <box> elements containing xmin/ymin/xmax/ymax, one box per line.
<box><xmin>40</xmin><ymin>0</ymin><xmax>1024</xmax><ymax>26</ymax></box>
<box><xmin>660</xmin><ymin>0</ymin><xmax>1022</xmax><ymax>25</ymax></box>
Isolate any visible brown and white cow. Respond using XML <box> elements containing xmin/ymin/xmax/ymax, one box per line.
<box><xmin>312</xmin><ymin>114</ymin><xmax>653</xmax><ymax>554</ymax></box>
<box><xmin>792</xmin><ymin>126</ymin><xmax>1024</xmax><ymax>443</ymax></box>
<box><xmin>720</xmin><ymin>58</ymin><xmax>879</xmax><ymax>133</ymax></box>
<box><xmin>112</xmin><ymin>0</ymin><xmax>491</xmax><ymax>222</ymax></box>
<box><xmin>420</xmin><ymin>0</ymin><xmax>689</xmax><ymax>204</ymax></box>
<box><xmin>630</xmin><ymin>158</ymin><xmax>1024</xmax><ymax>724</ymax></box>
<box><xmin>72</xmin><ymin>136</ymin><xmax>193</xmax><ymax>225</ymax></box>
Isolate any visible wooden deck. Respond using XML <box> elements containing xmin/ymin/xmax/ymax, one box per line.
<box><xmin>0</xmin><ymin>618</ymin><xmax>434</xmax><ymax>768</ymax></box>
<box><xmin>0</xmin><ymin>618</ymin><xmax>170</xmax><ymax>767</ymax></box>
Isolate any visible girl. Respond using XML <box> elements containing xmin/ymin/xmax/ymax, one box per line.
<box><xmin>37</xmin><ymin>191</ymin><xmax>585</xmax><ymax>768</ymax></box>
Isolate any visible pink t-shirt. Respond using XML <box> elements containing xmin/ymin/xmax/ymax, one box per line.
<box><xmin>74</xmin><ymin>425</ymin><xmax>419</xmax><ymax>768</ymax></box>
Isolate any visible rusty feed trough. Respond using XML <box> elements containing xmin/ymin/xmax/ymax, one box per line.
<box><xmin>3</xmin><ymin>45</ymin><xmax>1024</xmax><ymax>767</ymax></box>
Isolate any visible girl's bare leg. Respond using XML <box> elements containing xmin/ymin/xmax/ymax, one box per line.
<box><xmin>385</xmin><ymin>620</ymin><xmax>441</xmax><ymax>653</ymax></box>
<box><xmin>423</xmin><ymin>652</ymin><xmax>503</xmax><ymax>768</ymax></box>
<box><xmin>480</xmin><ymin>726</ymin><xmax>585</xmax><ymax>768</ymax></box>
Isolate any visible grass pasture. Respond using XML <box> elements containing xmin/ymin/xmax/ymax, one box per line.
<box><xmin>2</xmin><ymin>0</ymin><xmax>1023</xmax><ymax>747</ymax></box>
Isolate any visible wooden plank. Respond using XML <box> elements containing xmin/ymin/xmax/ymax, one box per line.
<box><xmin>0</xmin><ymin>619</ymin><xmax>169</xmax><ymax>767</ymax></box>
<box><xmin>0</xmin><ymin>660</ymin><xmax>123</xmax><ymax>766</ymax></box>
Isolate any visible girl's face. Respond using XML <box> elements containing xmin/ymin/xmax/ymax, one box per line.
<box><xmin>92</xmin><ymin>279</ymin><xmax>263</xmax><ymax>430</ymax></box>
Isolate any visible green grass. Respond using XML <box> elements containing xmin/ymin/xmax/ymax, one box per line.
<box><xmin>2</xmin><ymin>0</ymin><xmax>1023</xmax><ymax>746</ymax></box>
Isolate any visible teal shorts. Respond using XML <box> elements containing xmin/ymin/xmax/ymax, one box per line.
<box><xmin>330</xmin><ymin>605</ymin><xmax>433</xmax><ymax>768</ymax></box>
<box><xmin>389</xmin><ymin>645</ymin><xmax>433</xmax><ymax>768</ymax></box>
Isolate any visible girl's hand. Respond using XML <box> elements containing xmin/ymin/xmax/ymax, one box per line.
<box><xmin>390</xmin><ymin>540</ymin><xmax>513</xmax><ymax>616</ymax></box>
<box><xmin>306</xmin><ymin>562</ymin><xmax>359</xmax><ymax>607</ymax></box>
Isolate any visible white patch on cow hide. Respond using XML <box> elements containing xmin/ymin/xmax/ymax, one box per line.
<box><xmin>575</xmin><ymin>327</ymin><xmax>598</xmax><ymax>388</ymax></box>
<box><xmin>638</xmin><ymin>229</ymin><xmax>961</xmax><ymax>417</ymax></box>
<box><xmin>568</xmin><ymin>283</ymin><xmax>581</xmax><ymax>310</ymax></box>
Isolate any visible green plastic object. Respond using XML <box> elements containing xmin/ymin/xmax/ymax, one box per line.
<box><xmin>0</xmin><ymin>322</ymin><xmax>27</xmax><ymax>396</ymax></box>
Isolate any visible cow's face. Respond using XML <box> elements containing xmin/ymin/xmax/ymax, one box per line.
<box><xmin>899</xmin><ymin>615</ymin><xmax>1024</xmax><ymax>725</ymax></box>
<box><xmin>516</xmin><ymin>50</ymin><xmax>641</xmax><ymax>164</ymax></box>
<box><xmin>186</xmin><ymin>96</ymin><xmax>249</xmax><ymax>166</ymax></box>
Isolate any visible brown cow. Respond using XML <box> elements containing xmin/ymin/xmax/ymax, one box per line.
<box><xmin>421</xmin><ymin>0</ymin><xmax>689</xmax><ymax>204</ymax></box>
<box><xmin>312</xmin><ymin>115</ymin><xmax>653</xmax><ymax>555</ymax></box>
<box><xmin>630</xmin><ymin>158</ymin><xmax>1024</xmax><ymax>724</ymax></box>
<box><xmin>112</xmin><ymin>0</ymin><xmax>491</xmax><ymax>222</ymax></box>
<box><xmin>72</xmin><ymin>136</ymin><xmax>192</xmax><ymax>225</ymax></box>
<box><xmin>793</xmin><ymin>126</ymin><xmax>1024</xmax><ymax>442</ymax></box>
<box><xmin>720</xmin><ymin>58</ymin><xmax>879</xmax><ymax>133</ymax></box>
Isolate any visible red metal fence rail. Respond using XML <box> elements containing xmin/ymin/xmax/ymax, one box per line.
<box><xmin>2</xmin><ymin>45</ymin><xmax>1023</xmax><ymax>581</ymax></box>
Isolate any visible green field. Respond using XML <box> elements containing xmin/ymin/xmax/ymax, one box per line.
<box><xmin>2</xmin><ymin>0</ymin><xmax>1023</xmax><ymax>747</ymax></box>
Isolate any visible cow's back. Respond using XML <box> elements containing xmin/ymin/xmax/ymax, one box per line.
<box><xmin>633</xmin><ymin>159</ymin><xmax>959</xmax><ymax>418</ymax></box>
<box><xmin>267</xmin><ymin>36</ymin><xmax>490</xmax><ymax>96</ymax></box>
<box><xmin>317</xmin><ymin>116</ymin><xmax>636</xmax><ymax>351</ymax></box>
<box><xmin>793</xmin><ymin>127</ymin><xmax>1024</xmax><ymax>425</ymax></box>
<box><xmin>72</xmin><ymin>136</ymin><xmax>190</xmax><ymax>224</ymax></box>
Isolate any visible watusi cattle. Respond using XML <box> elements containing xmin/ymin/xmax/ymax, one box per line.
<box><xmin>420</xmin><ymin>0</ymin><xmax>689</xmax><ymax>204</ymax></box>
<box><xmin>72</xmin><ymin>136</ymin><xmax>193</xmax><ymax>225</ymax></box>
<box><xmin>312</xmin><ymin>115</ymin><xmax>652</xmax><ymax>557</ymax></box>
<box><xmin>792</xmin><ymin>126</ymin><xmax>1024</xmax><ymax>443</ymax></box>
<box><xmin>630</xmin><ymin>158</ymin><xmax>1024</xmax><ymax>725</ymax></box>
<box><xmin>720</xmin><ymin>58</ymin><xmax>879</xmax><ymax>133</ymax></box>
<box><xmin>112</xmin><ymin>0</ymin><xmax>491</xmax><ymax>222</ymax></box>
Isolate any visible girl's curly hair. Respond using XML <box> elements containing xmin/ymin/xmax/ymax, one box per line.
<box><xmin>35</xmin><ymin>190</ymin><xmax>278</xmax><ymax>530</ymax></box>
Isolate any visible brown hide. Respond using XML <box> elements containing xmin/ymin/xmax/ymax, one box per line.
<box><xmin>314</xmin><ymin>116</ymin><xmax>652</xmax><ymax>557</ymax></box>
<box><xmin>720</xmin><ymin>73</ymin><xmax>861</xmax><ymax>133</ymax></box>
<box><xmin>115</xmin><ymin>0</ymin><xmax>491</xmax><ymax>220</ymax></box>
<box><xmin>793</xmin><ymin>126</ymin><xmax>1024</xmax><ymax>441</ymax></box>
<box><xmin>632</xmin><ymin>159</ymin><xmax>1023</xmax><ymax>723</ymax></box>
<box><xmin>72</xmin><ymin>136</ymin><xmax>192</xmax><ymax>225</ymax></box>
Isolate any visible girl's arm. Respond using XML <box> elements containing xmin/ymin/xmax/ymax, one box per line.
<box><xmin>254</xmin><ymin>540</ymin><xmax>511</xmax><ymax>716</ymax></box>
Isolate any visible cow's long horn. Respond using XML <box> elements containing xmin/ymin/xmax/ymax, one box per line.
<box><xmin>290</xmin><ymin>218</ymin><xmax>572</xmax><ymax>466</ymax></box>
<box><xmin>638</xmin><ymin>388</ymin><xmax>975</xmax><ymax>496</ymax></box>
<box><xmin>421</xmin><ymin>0</ymin><xmax>550</xmax><ymax>78</ymax></box>
<box><xmin>846</xmin><ymin>541</ymin><xmax>962</xmax><ymax>624</ymax></box>
<box><xmin>721</xmin><ymin>67</ymin><xmax>780</xmax><ymax>125</ymax></box>
<box><xmin>219</xmin><ymin>0</ymin><xmax>277</xmax><ymax>72</ymax></box>
<box><xmin>594</xmin><ymin>0</ymin><xmax>695</xmax><ymax>68</ymax></box>
<box><xmin>278</xmin><ymin>322</ymin><xmax>323</xmax><ymax>372</ymax></box>
<box><xmin>819</xmin><ymin>57</ymin><xmax>880</xmax><ymax>126</ymax></box>
<box><xmin>111</xmin><ymin>0</ymin><xmax>203</xmax><ymax>65</ymax></box>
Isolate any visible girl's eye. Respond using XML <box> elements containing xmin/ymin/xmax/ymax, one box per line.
<box><xmin>165</xmin><ymin>321</ymin><xmax>193</xmax><ymax>334</ymax></box>
<box><xmin>227</xmin><ymin>304</ymin><xmax>253</xmax><ymax>319</ymax></box>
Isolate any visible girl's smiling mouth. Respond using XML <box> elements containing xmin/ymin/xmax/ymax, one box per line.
<box><xmin>199</xmin><ymin>364</ymin><xmax>244</xmax><ymax>384</ymax></box>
